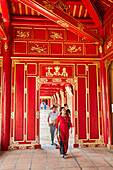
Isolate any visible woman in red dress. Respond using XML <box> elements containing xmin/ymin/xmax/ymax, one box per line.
<box><xmin>55</xmin><ymin>107</ymin><xmax>72</xmax><ymax>158</ymax></box>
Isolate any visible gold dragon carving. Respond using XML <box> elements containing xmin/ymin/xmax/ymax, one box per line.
<box><xmin>43</xmin><ymin>0</ymin><xmax>54</xmax><ymax>12</ymax></box>
<box><xmin>17</xmin><ymin>30</ymin><xmax>30</xmax><ymax>38</ymax></box>
<box><xmin>68</xmin><ymin>45</ymin><xmax>82</xmax><ymax>53</ymax></box>
<box><xmin>55</xmin><ymin>0</ymin><xmax>70</xmax><ymax>15</ymax></box>
<box><xmin>31</xmin><ymin>44</ymin><xmax>47</xmax><ymax>53</ymax></box>
<box><xmin>50</xmin><ymin>32</ymin><xmax>63</xmax><ymax>40</ymax></box>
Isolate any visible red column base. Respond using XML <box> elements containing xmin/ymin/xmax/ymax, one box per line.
<box><xmin>73</xmin><ymin>144</ymin><xmax>79</xmax><ymax>148</ymax></box>
<box><xmin>35</xmin><ymin>144</ymin><xmax>41</xmax><ymax>149</ymax></box>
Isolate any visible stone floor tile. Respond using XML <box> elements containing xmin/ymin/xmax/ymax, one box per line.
<box><xmin>15</xmin><ymin>163</ymin><xmax>30</xmax><ymax>170</ymax></box>
<box><xmin>82</xmin><ymin>168</ymin><xmax>97</xmax><ymax>170</ymax></box>
<box><xmin>32</xmin><ymin>157</ymin><xmax>46</xmax><ymax>163</ymax></box>
<box><xmin>106</xmin><ymin>160</ymin><xmax>113</xmax><ymax>166</ymax></box>
<box><xmin>78</xmin><ymin>161</ymin><xmax>94</xmax><ymax>167</ymax></box>
<box><xmin>98</xmin><ymin>167</ymin><xmax>113</xmax><ymax>170</ymax></box>
<box><xmin>63</xmin><ymin>161</ymin><xmax>79</xmax><ymax>167</ymax></box>
<box><xmin>65</xmin><ymin>168</ymin><xmax>81</xmax><ymax>170</ymax></box>
<box><xmin>17</xmin><ymin>158</ymin><xmax>31</xmax><ymax>164</ymax></box>
<box><xmin>0</xmin><ymin>164</ymin><xmax>15</xmax><ymax>170</ymax></box>
<box><xmin>92</xmin><ymin>160</ymin><xmax>110</xmax><ymax>167</ymax></box>
<box><xmin>31</xmin><ymin>163</ymin><xmax>46</xmax><ymax>169</ymax></box>
<box><xmin>47</xmin><ymin>162</ymin><xmax>63</xmax><ymax>168</ymax></box>
<box><xmin>47</xmin><ymin>157</ymin><xmax>61</xmax><ymax>162</ymax></box>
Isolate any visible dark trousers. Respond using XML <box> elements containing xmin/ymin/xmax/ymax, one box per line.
<box><xmin>50</xmin><ymin>124</ymin><xmax>56</xmax><ymax>143</ymax></box>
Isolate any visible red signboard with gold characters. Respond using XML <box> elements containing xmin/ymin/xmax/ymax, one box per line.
<box><xmin>39</xmin><ymin>64</ymin><xmax>75</xmax><ymax>78</ymax></box>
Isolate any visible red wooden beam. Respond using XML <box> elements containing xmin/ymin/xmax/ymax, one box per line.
<box><xmin>17</xmin><ymin>0</ymin><xmax>103</xmax><ymax>44</ymax></box>
<box><xmin>81</xmin><ymin>0</ymin><xmax>102</xmax><ymax>30</ymax></box>
<box><xmin>1</xmin><ymin>0</ymin><xmax>10</xmax><ymax>28</ymax></box>
<box><xmin>0</xmin><ymin>15</ymin><xmax>8</xmax><ymax>39</ymax></box>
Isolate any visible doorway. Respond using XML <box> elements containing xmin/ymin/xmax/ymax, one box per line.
<box><xmin>39</xmin><ymin>83</ymin><xmax>74</xmax><ymax>147</ymax></box>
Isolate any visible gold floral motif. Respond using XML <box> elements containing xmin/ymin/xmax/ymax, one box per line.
<box><xmin>66</xmin><ymin>77</ymin><xmax>77</xmax><ymax>90</ymax></box>
<box><xmin>57</xmin><ymin>20</ymin><xmax>69</xmax><ymax>28</ymax></box>
<box><xmin>86</xmin><ymin>88</ymin><xmax>89</xmax><ymax>93</ymax></box>
<box><xmin>12</xmin><ymin>60</ymin><xmax>20</xmax><ymax>67</ymax></box>
<box><xmin>24</xmin><ymin>65</ymin><xmax>27</xmax><ymax>71</ymax></box>
<box><xmin>68</xmin><ymin>45</ymin><xmax>82</xmax><ymax>53</ymax></box>
<box><xmin>19</xmin><ymin>146</ymin><xmax>26</xmax><ymax>150</ymax></box>
<box><xmin>93</xmin><ymin>61</ymin><xmax>100</xmax><ymax>68</ymax></box>
<box><xmin>53</xmin><ymin>61</ymin><xmax>60</xmax><ymax>64</ymax></box>
<box><xmin>4</xmin><ymin>42</ymin><xmax>8</xmax><ymax>51</ymax></box>
<box><xmin>86</xmin><ymin>65</ymin><xmax>88</xmax><ymax>71</ymax></box>
<box><xmin>31</xmin><ymin>44</ymin><xmax>47</xmax><ymax>53</ymax></box>
<box><xmin>11</xmin><ymin>112</ymin><xmax>14</xmax><ymax>119</ymax></box>
<box><xmin>36</xmin><ymin>111</ymin><xmax>39</xmax><ymax>119</ymax></box>
<box><xmin>50</xmin><ymin>32</ymin><xmax>63</xmax><ymax>40</ymax></box>
<box><xmin>17</xmin><ymin>30</ymin><xmax>30</xmax><ymax>38</ymax></box>
<box><xmin>99</xmin><ymin>111</ymin><xmax>102</xmax><ymax>117</ymax></box>
<box><xmin>98</xmin><ymin>86</ymin><xmax>101</xmax><ymax>93</ymax></box>
<box><xmin>87</xmin><ymin>112</ymin><xmax>89</xmax><ymax>117</ymax></box>
<box><xmin>43</xmin><ymin>0</ymin><xmax>54</xmax><ymax>12</ymax></box>
<box><xmin>24</xmin><ymin>112</ymin><xmax>27</xmax><ymax>119</ymax></box>
<box><xmin>105</xmin><ymin>60</ymin><xmax>111</xmax><ymax>68</ymax></box>
<box><xmin>55</xmin><ymin>0</ymin><xmax>70</xmax><ymax>15</ymax></box>
<box><xmin>24</xmin><ymin>135</ymin><xmax>27</xmax><ymax>141</ymax></box>
<box><xmin>87</xmin><ymin>133</ymin><xmax>90</xmax><ymax>139</ymax></box>
<box><xmin>24</xmin><ymin>88</ymin><xmax>27</xmax><ymax>94</ymax></box>
<box><xmin>99</xmin><ymin>45</ymin><xmax>103</xmax><ymax>53</ymax></box>
<box><xmin>52</xmin><ymin>78</ymin><xmax>62</xmax><ymax>82</ymax></box>
<box><xmin>75</xmin><ymin>111</ymin><xmax>78</xmax><ymax>118</ymax></box>
<box><xmin>106</xmin><ymin>39</ymin><xmax>112</xmax><ymax>51</ymax></box>
<box><xmin>31</xmin><ymin>135</ymin><xmax>39</xmax><ymax>145</ymax></box>
<box><xmin>77</xmin><ymin>22</ymin><xmax>85</xmax><ymax>31</ymax></box>
<box><xmin>11</xmin><ymin>86</ymin><xmax>14</xmax><ymax>93</ymax></box>
<box><xmin>10</xmin><ymin>137</ymin><xmax>19</xmax><ymax>146</ymax></box>
<box><xmin>36</xmin><ymin>76</ymin><xmax>48</xmax><ymax>91</ymax></box>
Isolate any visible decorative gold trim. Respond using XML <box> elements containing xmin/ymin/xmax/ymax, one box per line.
<box><xmin>75</xmin><ymin>111</ymin><xmax>78</xmax><ymax>118</ymax></box>
<box><xmin>66</xmin><ymin>77</ymin><xmax>77</xmax><ymax>90</ymax></box>
<box><xmin>36</xmin><ymin>111</ymin><xmax>39</xmax><ymax>119</ymax></box>
<box><xmin>4</xmin><ymin>42</ymin><xmax>8</xmax><ymax>51</ymax></box>
<box><xmin>43</xmin><ymin>0</ymin><xmax>54</xmax><ymax>12</ymax></box>
<box><xmin>99</xmin><ymin>45</ymin><xmax>103</xmax><ymax>54</ymax></box>
<box><xmin>52</xmin><ymin>78</ymin><xmax>62</xmax><ymax>82</ymax></box>
<box><xmin>55</xmin><ymin>0</ymin><xmax>70</xmax><ymax>15</ymax></box>
<box><xmin>36</xmin><ymin>76</ymin><xmax>48</xmax><ymax>91</ymax></box>
<box><xmin>24</xmin><ymin>112</ymin><xmax>27</xmax><ymax>119</ymax></box>
<box><xmin>11</xmin><ymin>112</ymin><xmax>14</xmax><ymax>119</ymax></box>
<box><xmin>57</xmin><ymin>20</ymin><xmax>69</xmax><ymax>28</ymax></box>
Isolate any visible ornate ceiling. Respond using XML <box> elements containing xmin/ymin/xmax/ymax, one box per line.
<box><xmin>8</xmin><ymin>0</ymin><xmax>113</xmax><ymax>20</ymax></box>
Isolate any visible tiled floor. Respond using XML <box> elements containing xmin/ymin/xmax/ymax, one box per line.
<box><xmin>0</xmin><ymin>148</ymin><xmax>113</xmax><ymax>170</ymax></box>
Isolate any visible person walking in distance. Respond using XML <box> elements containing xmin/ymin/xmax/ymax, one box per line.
<box><xmin>64</xmin><ymin>103</ymin><xmax>71</xmax><ymax>116</ymax></box>
<box><xmin>48</xmin><ymin>105</ymin><xmax>59</xmax><ymax>145</ymax></box>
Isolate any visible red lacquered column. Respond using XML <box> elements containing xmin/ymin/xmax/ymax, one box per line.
<box><xmin>1</xmin><ymin>39</ymin><xmax>11</xmax><ymax>150</ymax></box>
<box><xmin>100</xmin><ymin>58</ymin><xmax>108</xmax><ymax>146</ymax></box>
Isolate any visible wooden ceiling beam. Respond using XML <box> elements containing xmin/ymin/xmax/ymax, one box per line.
<box><xmin>81</xmin><ymin>0</ymin><xmax>102</xmax><ymax>30</ymax></box>
<box><xmin>16</xmin><ymin>0</ymin><xmax>103</xmax><ymax>44</ymax></box>
<box><xmin>0</xmin><ymin>0</ymin><xmax>10</xmax><ymax>28</ymax></box>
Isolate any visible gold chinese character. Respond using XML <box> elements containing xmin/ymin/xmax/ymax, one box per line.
<box><xmin>46</xmin><ymin>67</ymin><xmax>53</xmax><ymax>76</ymax></box>
<box><xmin>54</xmin><ymin>66</ymin><xmax>61</xmax><ymax>76</ymax></box>
<box><xmin>62</xmin><ymin>67</ymin><xmax>68</xmax><ymax>77</ymax></box>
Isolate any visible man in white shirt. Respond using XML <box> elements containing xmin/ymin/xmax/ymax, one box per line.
<box><xmin>48</xmin><ymin>105</ymin><xmax>59</xmax><ymax>145</ymax></box>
